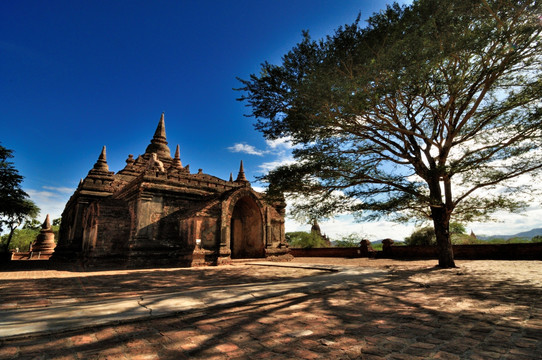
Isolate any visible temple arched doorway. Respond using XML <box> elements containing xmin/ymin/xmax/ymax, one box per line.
<box><xmin>230</xmin><ymin>196</ymin><xmax>264</xmax><ymax>258</ymax></box>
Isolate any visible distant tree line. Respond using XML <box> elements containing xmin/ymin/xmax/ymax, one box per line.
<box><xmin>287</xmin><ymin>224</ymin><xmax>542</xmax><ymax>249</ymax></box>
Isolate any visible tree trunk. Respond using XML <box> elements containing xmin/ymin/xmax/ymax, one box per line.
<box><xmin>431</xmin><ymin>206</ymin><xmax>456</xmax><ymax>268</ymax></box>
<box><xmin>3</xmin><ymin>228</ymin><xmax>15</xmax><ymax>253</ymax></box>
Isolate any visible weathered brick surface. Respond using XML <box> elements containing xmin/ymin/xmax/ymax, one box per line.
<box><xmin>53</xmin><ymin>114</ymin><xmax>289</xmax><ymax>266</ymax></box>
<box><xmin>292</xmin><ymin>242</ymin><xmax>542</xmax><ymax>260</ymax></box>
<box><xmin>1</xmin><ymin>259</ymin><xmax>541</xmax><ymax>359</ymax></box>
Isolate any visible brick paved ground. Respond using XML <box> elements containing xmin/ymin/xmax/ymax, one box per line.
<box><xmin>0</xmin><ymin>263</ymin><xmax>322</xmax><ymax>310</ymax></box>
<box><xmin>0</xmin><ymin>258</ymin><xmax>541</xmax><ymax>359</ymax></box>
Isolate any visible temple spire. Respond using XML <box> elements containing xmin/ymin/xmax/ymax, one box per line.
<box><xmin>99</xmin><ymin>146</ymin><xmax>106</xmax><ymax>161</ymax></box>
<box><xmin>174</xmin><ymin>144</ymin><xmax>180</xmax><ymax>158</ymax></box>
<box><xmin>154</xmin><ymin>112</ymin><xmax>167</xmax><ymax>140</ymax></box>
<box><xmin>171</xmin><ymin>144</ymin><xmax>183</xmax><ymax>169</ymax></box>
<box><xmin>91</xmin><ymin>146</ymin><xmax>109</xmax><ymax>173</ymax></box>
<box><xmin>311</xmin><ymin>219</ymin><xmax>321</xmax><ymax>235</ymax></box>
<box><xmin>145</xmin><ymin>113</ymin><xmax>171</xmax><ymax>159</ymax></box>
<box><xmin>42</xmin><ymin>214</ymin><xmax>51</xmax><ymax>230</ymax></box>
<box><xmin>235</xmin><ymin>160</ymin><xmax>249</xmax><ymax>183</ymax></box>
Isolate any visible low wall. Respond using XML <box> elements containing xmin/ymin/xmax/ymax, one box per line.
<box><xmin>385</xmin><ymin>243</ymin><xmax>542</xmax><ymax>260</ymax></box>
<box><xmin>290</xmin><ymin>247</ymin><xmax>361</xmax><ymax>258</ymax></box>
<box><xmin>291</xmin><ymin>242</ymin><xmax>542</xmax><ymax>260</ymax></box>
<box><xmin>9</xmin><ymin>252</ymin><xmax>54</xmax><ymax>261</ymax></box>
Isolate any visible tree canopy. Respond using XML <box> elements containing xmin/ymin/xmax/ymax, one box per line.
<box><xmin>0</xmin><ymin>143</ymin><xmax>40</xmax><ymax>252</ymax></box>
<box><xmin>237</xmin><ymin>0</ymin><xmax>542</xmax><ymax>267</ymax></box>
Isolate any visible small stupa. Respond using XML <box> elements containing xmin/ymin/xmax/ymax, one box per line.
<box><xmin>30</xmin><ymin>214</ymin><xmax>57</xmax><ymax>255</ymax></box>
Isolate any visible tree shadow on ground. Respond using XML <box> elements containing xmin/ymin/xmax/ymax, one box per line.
<box><xmin>0</xmin><ymin>265</ymin><xmax>325</xmax><ymax>307</ymax></box>
<box><xmin>1</xmin><ymin>264</ymin><xmax>541</xmax><ymax>359</ymax></box>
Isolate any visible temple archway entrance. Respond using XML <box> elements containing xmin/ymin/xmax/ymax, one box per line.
<box><xmin>230</xmin><ymin>196</ymin><xmax>264</xmax><ymax>258</ymax></box>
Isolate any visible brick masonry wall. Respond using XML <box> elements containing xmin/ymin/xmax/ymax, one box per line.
<box><xmin>291</xmin><ymin>243</ymin><xmax>542</xmax><ymax>260</ymax></box>
<box><xmin>290</xmin><ymin>247</ymin><xmax>361</xmax><ymax>258</ymax></box>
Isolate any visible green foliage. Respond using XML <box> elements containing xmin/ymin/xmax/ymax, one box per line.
<box><xmin>405</xmin><ymin>223</ymin><xmax>474</xmax><ymax>245</ymax></box>
<box><xmin>238</xmin><ymin>0</ymin><xmax>542</xmax><ymax>267</ymax></box>
<box><xmin>485</xmin><ymin>237</ymin><xmax>531</xmax><ymax>244</ymax></box>
<box><xmin>451</xmin><ymin>233</ymin><xmax>480</xmax><ymax>245</ymax></box>
<box><xmin>1</xmin><ymin>228</ymin><xmax>39</xmax><ymax>252</ymax></box>
<box><xmin>23</xmin><ymin>219</ymin><xmax>42</xmax><ymax>231</ymax></box>
<box><xmin>333</xmin><ymin>233</ymin><xmax>365</xmax><ymax>247</ymax></box>
<box><xmin>0</xmin><ymin>143</ymin><xmax>40</xmax><ymax>251</ymax></box>
<box><xmin>0</xmin><ymin>221</ymin><xmax>60</xmax><ymax>252</ymax></box>
<box><xmin>532</xmin><ymin>235</ymin><xmax>542</xmax><ymax>243</ymax></box>
<box><xmin>286</xmin><ymin>231</ymin><xmax>329</xmax><ymax>248</ymax></box>
<box><xmin>449</xmin><ymin>222</ymin><xmax>466</xmax><ymax>235</ymax></box>
<box><xmin>405</xmin><ymin>226</ymin><xmax>436</xmax><ymax>246</ymax></box>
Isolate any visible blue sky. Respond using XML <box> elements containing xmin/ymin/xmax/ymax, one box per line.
<box><xmin>2</xmin><ymin>1</ymin><xmax>540</xmax><ymax>239</ymax></box>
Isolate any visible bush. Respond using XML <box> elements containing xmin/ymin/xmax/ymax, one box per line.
<box><xmin>485</xmin><ymin>237</ymin><xmax>531</xmax><ymax>244</ymax></box>
<box><xmin>0</xmin><ymin>228</ymin><xmax>39</xmax><ymax>252</ymax></box>
<box><xmin>404</xmin><ymin>226</ymin><xmax>436</xmax><ymax>246</ymax></box>
<box><xmin>405</xmin><ymin>222</ymin><xmax>473</xmax><ymax>246</ymax></box>
<box><xmin>0</xmin><ymin>219</ymin><xmax>60</xmax><ymax>252</ymax></box>
<box><xmin>333</xmin><ymin>233</ymin><xmax>364</xmax><ymax>247</ymax></box>
<box><xmin>451</xmin><ymin>233</ymin><xmax>480</xmax><ymax>245</ymax></box>
<box><xmin>286</xmin><ymin>231</ymin><xmax>329</xmax><ymax>248</ymax></box>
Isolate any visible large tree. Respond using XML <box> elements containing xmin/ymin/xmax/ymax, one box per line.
<box><xmin>0</xmin><ymin>143</ymin><xmax>39</xmax><ymax>252</ymax></box>
<box><xmin>238</xmin><ymin>0</ymin><xmax>542</xmax><ymax>267</ymax></box>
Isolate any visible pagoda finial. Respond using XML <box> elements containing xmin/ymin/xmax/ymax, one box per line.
<box><xmin>171</xmin><ymin>144</ymin><xmax>183</xmax><ymax>169</ymax></box>
<box><xmin>174</xmin><ymin>144</ymin><xmax>180</xmax><ymax>159</ymax></box>
<box><xmin>154</xmin><ymin>112</ymin><xmax>166</xmax><ymax>140</ymax></box>
<box><xmin>145</xmin><ymin>113</ymin><xmax>171</xmax><ymax>159</ymax></box>
<box><xmin>235</xmin><ymin>160</ymin><xmax>249</xmax><ymax>183</ymax></box>
<box><xmin>42</xmin><ymin>214</ymin><xmax>51</xmax><ymax>230</ymax></box>
<box><xmin>91</xmin><ymin>146</ymin><xmax>109</xmax><ymax>173</ymax></box>
<box><xmin>99</xmin><ymin>146</ymin><xmax>106</xmax><ymax>161</ymax></box>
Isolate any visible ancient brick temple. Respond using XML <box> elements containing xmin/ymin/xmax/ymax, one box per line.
<box><xmin>54</xmin><ymin>114</ymin><xmax>289</xmax><ymax>266</ymax></box>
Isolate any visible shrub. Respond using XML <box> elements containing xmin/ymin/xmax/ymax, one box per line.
<box><xmin>333</xmin><ymin>233</ymin><xmax>365</xmax><ymax>247</ymax></box>
<box><xmin>286</xmin><ymin>231</ymin><xmax>328</xmax><ymax>248</ymax></box>
<box><xmin>404</xmin><ymin>226</ymin><xmax>436</xmax><ymax>246</ymax></box>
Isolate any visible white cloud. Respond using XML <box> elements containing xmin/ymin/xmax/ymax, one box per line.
<box><xmin>26</xmin><ymin>187</ymin><xmax>72</xmax><ymax>221</ymax></box>
<box><xmin>251</xmin><ymin>186</ymin><xmax>266</xmax><ymax>193</ymax></box>
<box><xmin>255</xmin><ymin>137</ymin><xmax>297</xmax><ymax>174</ymax></box>
<box><xmin>470</xmin><ymin>205</ymin><xmax>542</xmax><ymax>236</ymax></box>
<box><xmin>258</xmin><ymin>157</ymin><xmax>296</xmax><ymax>173</ymax></box>
<box><xmin>42</xmin><ymin>186</ymin><xmax>74</xmax><ymax>194</ymax></box>
<box><xmin>228</xmin><ymin>137</ymin><xmax>296</xmax><ymax>175</ymax></box>
<box><xmin>265</xmin><ymin>137</ymin><xmax>294</xmax><ymax>150</ymax></box>
<box><xmin>227</xmin><ymin>143</ymin><xmax>265</xmax><ymax>156</ymax></box>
